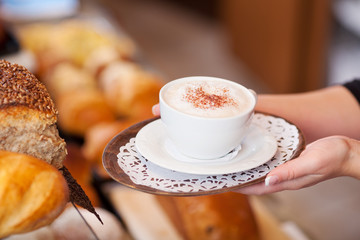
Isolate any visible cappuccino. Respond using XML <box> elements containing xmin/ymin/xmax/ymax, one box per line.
<box><xmin>162</xmin><ymin>78</ymin><xmax>253</xmax><ymax>118</ymax></box>
<box><xmin>159</xmin><ymin>76</ymin><xmax>257</xmax><ymax>159</ymax></box>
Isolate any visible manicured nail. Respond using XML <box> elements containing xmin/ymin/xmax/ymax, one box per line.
<box><xmin>265</xmin><ymin>175</ymin><xmax>279</xmax><ymax>186</ymax></box>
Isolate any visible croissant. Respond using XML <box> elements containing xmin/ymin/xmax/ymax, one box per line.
<box><xmin>42</xmin><ymin>62</ymin><xmax>98</xmax><ymax>101</ymax></box>
<box><xmin>98</xmin><ymin>61</ymin><xmax>163</xmax><ymax>118</ymax></box>
<box><xmin>56</xmin><ymin>89</ymin><xmax>116</xmax><ymax>137</ymax></box>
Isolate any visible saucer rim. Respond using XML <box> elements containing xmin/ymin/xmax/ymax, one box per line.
<box><xmin>135</xmin><ymin>119</ymin><xmax>278</xmax><ymax>175</ymax></box>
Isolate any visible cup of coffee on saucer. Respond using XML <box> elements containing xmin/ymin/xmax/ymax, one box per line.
<box><xmin>159</xmin><ymin>76</ymin><xmax>257</xmax><ymax>161</ymax></box>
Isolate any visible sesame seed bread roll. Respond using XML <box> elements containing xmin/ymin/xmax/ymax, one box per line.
<box><xmin>0</xmin><ymin>59</ymin><xmax>66</xmax><ymax>169</ymax></box>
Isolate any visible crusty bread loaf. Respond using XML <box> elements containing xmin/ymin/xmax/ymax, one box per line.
<box><xmin>0</xmin><ymin>59</ymin><xmax>66</xmax><ymax>169</ymax></box>
<box><xmin>0</xmin><ymin>151</ymin><xmax>69</xmax><ymax>238</ymax></box>
<box><xmin>156</xmin><ymin>193</ymin><xmax>260</xmax><ymax>240</ymax></box>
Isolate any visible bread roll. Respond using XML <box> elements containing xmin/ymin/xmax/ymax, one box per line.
<box><xmin>0</xmin><ymin>59</ymin><xmax>66</xmax><ymax>169</ymax></box>
<box><xmin>82</xmin><ymin>119</ymin><xmax>137</xmax><ymax>164</ymax></box>
<box><xmin>42</xmin><ymin>62</ymin><xmax>98</xmax><ymax>101</ymax></box>
<box><xmin>17</xmin><ymin>21</ymin><xmax>136</xmax><ymax>76</ymax></box>
<box><xmin>0</xmin><ymin>151</ymin><xmax>69</xmax><ymax>238</ymax></box>
<box><xmin>156</xmin><ymin>193</ymin><xmax>260</xmax><ymax>240</ymax></box>
<box><xmin>83</xmin><ymin>45</ymin><xmax>133</xmax><ymax>79</ymax></box>
<box><xmin>56</xmin><ymin>90</ymin><xmax>116</xmax><ymax>137</ymax></box>
<box><xmin>98</xmin><ymin>61</ymin><xmax>162</xmax><ymax>118</ymax></box>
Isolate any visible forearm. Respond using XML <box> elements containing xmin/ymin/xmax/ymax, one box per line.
<box><xmin>255</xmin><ymin>86</ymin><xmax>360</xmax><ymax>142</ymax></box>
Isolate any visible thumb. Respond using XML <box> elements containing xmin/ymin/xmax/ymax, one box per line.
<box><xmin>152</xmin><ymin>104</ymin><xmax>160</xmax><ymax>116</ymax></box>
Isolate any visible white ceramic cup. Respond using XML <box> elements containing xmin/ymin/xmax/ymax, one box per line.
<box><xmin>159</xmin><ymin>76</ymin><xmax>257</xmax><ymax>160</ymax></box>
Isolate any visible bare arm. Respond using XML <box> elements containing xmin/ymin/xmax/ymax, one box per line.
<box><xmin>255</xmin><ymin>85</ymin><xmax>360</xmax><ymax>142</ymax></box>
<box><xmin>237</xmin><ymin>85</ymin><xmax>360</xmax><ymax>194</ymax></box>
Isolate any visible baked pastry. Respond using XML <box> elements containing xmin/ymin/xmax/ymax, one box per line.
<box><xmin>83</xmin><ymin>45</ymin><xmax>134</xmax><ymax>79</ymax></box>
<box><xmin>0</xmin><ymin>151</ymin><xmax>69</xmax><ymax>238</ymax></box>
<box><xmin>0</xmin><ymin>59</ymin><xmax>66</xmax><ymax>169</ymax></box>
<box><xmin>17</xmin><ymin>20</ymin><xmax>136</xmax><ymax>77</ymax></box>
<box><xmin>98</xmin><ymin>60</ymin><xmax>163</xmax><ymax>118</ymax></box>
<box><xmin>82</xmin><ymin>119</ymin><xmax>137</xmax><ymax>176</ymax></box>
<box><xmin>0</xmin><ymin>59</ymin><xmax>102</xmax><ymax>234</ymax></box>
<box><xmin>56</xmin><ymin>89</ymin><xmax>116</xmax><ymax>137</ymax></box>
<box><xmin>156</xmin><ymin>192</ymin><xmax>260</xmax><ymax>240</ymax></box>
<box><xmin>42</xmin><ymin>62</ymin><xmax>98</xmax><ymax>101</ymax></box>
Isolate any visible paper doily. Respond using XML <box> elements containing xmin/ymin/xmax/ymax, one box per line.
<box><xmin>105</xmin><ymin>113</ymin><xmax>304</xmax><ymax>195</ymax></box>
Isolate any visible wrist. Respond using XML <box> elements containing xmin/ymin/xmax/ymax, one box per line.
<box><xmin>342</xmin><ymin>137</ymin><xmax>360</xmax><ymax>179</ymax></box>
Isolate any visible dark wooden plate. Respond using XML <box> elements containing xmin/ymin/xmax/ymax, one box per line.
<box><xmin>102</xmin><ymin>113</ymin><xmax>305</xmax><ymax>196</ymax></box>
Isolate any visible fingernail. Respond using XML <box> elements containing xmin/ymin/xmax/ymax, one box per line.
<box><xmin>265</xmin><ymin>175</ymin><xmax>279</xmax><ymax>186</ymax></box>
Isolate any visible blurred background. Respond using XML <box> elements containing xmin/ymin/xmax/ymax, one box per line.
<box><xmin>1</xmin><ymin>0</ymin><xmax>360</xmax><ymax>239</ymax></box>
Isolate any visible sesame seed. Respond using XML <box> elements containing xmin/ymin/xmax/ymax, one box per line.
<box><xmin>0</xmin><ymin>60</ymin><xmax>57</xmax><ymax>117</ymax></box>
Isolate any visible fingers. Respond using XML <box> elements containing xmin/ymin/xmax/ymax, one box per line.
<box><xmin>235</xmin><ymin>180</ymin><xmax>294</xmax><ymax>195</ymax></box>
<box><xmin>236</xmin><ymin>153</ymin><xmax>323</xmax><ymax>195</ymax></box>
<box><xmin>265</xmin><ymin>147</ymin><xmax>321</xmax><ymax>187</ymax></box>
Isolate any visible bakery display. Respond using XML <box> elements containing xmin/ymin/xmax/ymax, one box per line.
<box><xmin>17</xmin><ymin>20</ymin><xmax>136</xmax><ymax>78</ymax></box>
<box><xmin>0</xmin><ymin>14</ymin><xmax>293</xmax><ymax>239</ymax></box>
<box><xmin>16</xmin><ymin>20</ymin><xmax>163</xmax><ymax>137</ymax></box>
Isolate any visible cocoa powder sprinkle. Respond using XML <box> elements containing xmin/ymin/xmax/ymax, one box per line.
<box><xmin>183</xmin><ymin>86</ymin><xmax>238</xmax><ymax>109</ymax></box>
<box><xmin>0</xmin><ymin>59</ymin><xmax>57</xmax><ymax>116</ymax></box>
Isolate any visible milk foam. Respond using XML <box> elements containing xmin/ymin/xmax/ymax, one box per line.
<box><xmin>163</xmin><ymin>79</ymin><xmax>253</xmax><ymax>118</ymax></box>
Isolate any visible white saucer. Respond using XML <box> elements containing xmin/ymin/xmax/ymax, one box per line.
<box><xmin>135</xmin><ymin>119</ymin><xmax>278</xmax><ymax>175</ymax></box>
